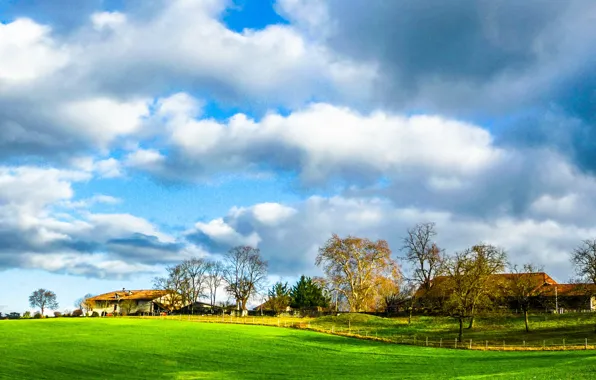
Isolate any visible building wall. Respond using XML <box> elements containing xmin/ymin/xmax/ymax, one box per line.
<box><xmin>91</xmin><ymin>300</ymin><xmax>155</xmax><ymax>315</ymax></box>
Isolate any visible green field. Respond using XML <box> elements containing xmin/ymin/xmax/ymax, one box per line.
<box><xmin>311</xmin><ymin>312</ymin><xmax>596</xmax><ymax>348</ymax></box>
<box><xmin>2</xmin><ymin>318</ymin><xmax>596</xmax><ymax>379</ymax></box>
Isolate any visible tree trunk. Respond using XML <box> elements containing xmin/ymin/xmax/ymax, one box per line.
<box><xmin>468</xmin><ymin>315</ymin><xmax>475</xmax><ymax>329</ymax></box>
<box><xmin>41</xmin><ymin>307</ymin><xmax>44</xmax><ymax>318</ymax></box>
<box><xmin>458</xmin><ymin>317</ymin><xmax>464</xmax><ymax>342</ymax></box>
<box><xmin>524</xmin><ymin>309</ymin><xmax>530</xmax><ymax>332</ymax></box>
<box><xmin>408</xmin><ymin>306</ymin><xmax>413</xmax><ymax>325</ymax></box>
<box><xmin>241</xmin><ymin>299</ymin><xmax>248</xmax><ymax>317</ymax></box>
<box><xmin>467</xmin><ymin>304</ymin><xmax>475</xmax><ymax>329</ymax></box>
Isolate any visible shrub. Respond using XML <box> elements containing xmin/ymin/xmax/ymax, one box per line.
<box><xmin>72</xmin><ymin>309</ymin><xmax>84</xmax><ymax>317</ymax></box>
<box><xmin>33</xmin><ymin>313</ymin><xmax>42</xmax><ymax>319</ymax></box>
<box><xmin>91</xmin><ymin>311</ymin><xmax>99</xmax><ymax>318</ymax></box>
<box><xmin>54</xmin><ymin>311</ymin><xmax>62</xmax><ymax>318</ymax></box>
<box><xmin>22</xmin><ymin>311</ymin><xmax>31</xmax><ymax>319</ymax></box>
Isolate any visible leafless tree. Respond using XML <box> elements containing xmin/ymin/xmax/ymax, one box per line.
<box><xmin>402</xmin><ymin>222</ymin><xmax>444</xmax><ymax>292</ymax></box>
<box><xmin>75</xmin><ymin>293</ymin><xmax>96</xmax><ymax>315</ymax></box>
<box><xmin>119</xmin><ymin>299</ymin><xmax>136</xmax><ymax>316</ymax></box>
<box><xmin>29</xmin><ymin>289</ymin><xmax>59</xmax><ymax>317</ymax></box>
<box><xmin>181</xmin><ymin>258</ymin><xmax>209</xmax><ymax>314</ymax></box>
<box><xmin>442</xmin><ymin>244</ymin><xmax>507</xmax><ymax>341</ymax></box>
<box><xmin>571</xmin><ymin>239</ymin><xmax>596</xmax><ymax>284</ymax></box>
<box><xmin>222</xmin><ymin>246</ymin><xmax>268</xmax><ymax>316</ymax></box>
<box><xmin>507</xmin><ymin>263</ymin><xmax>544</xmax><ymax>332</ymax></box>
<box><xmin>206</xmin><ymin>260</ymin><xmax>224</xmax><ymax>307</ymax></box>
<box><xmin>153</xmin><ymin>264</ymin><xmax>188</xmax><ymax>311</ymax></box>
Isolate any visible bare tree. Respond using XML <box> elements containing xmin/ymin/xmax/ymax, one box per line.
<box><xmin>507</xmin><ymin>263</ymin><xmax>544</xmax><ymax>332</ymax></box>
<box><xmin>153</xmin><ymin>264</ymin><xmax>188</xmax><ymax>311</ymax></box>
<box><xmin>29</xmin><ymin>289</ymin><xmax>59</xmax><ymax>317</ymax></box>
<box><xmin>181</xmin><ymin>258</ymin><xmax>209</xmax><ymax>314</ymax></box>
<box><xmin>75</xmin><ymin>293</ymin><xmax>95</xmax><ymax>315</ymax></box>
<box><xmin>316</xmin><ymin>234</ymin><xmax>400</xmax><ymax>312</ymax></box>
<box><xmin>119</xmin><ymin>299</ymin><xmax>136</xmax><ymax>316</ymax></box>
<box><xmin>442</xmin><ymin>244</ymin><xmax>507</xmax><ymax>341</ymax></box>
<box><xmin>222</xmin><ymin>246</ymin><xmax>268</xmax><ymax>316</ymax></box>
<box><xmin>402</xmin><ymin>222</ymin><xmax>444</xmax><ymax>292</ymax></box>
<box><xmin>571</xmin><ymin>239</ymin><xmax>596</xmax><ymax>284</ymax></box>
<box><xmin>206</xmin><ymin>260</ymin><xmax>224</xmax><ymax>307</ymax></box>
<box><xmin>466</xmin><ymin>244</ymin><xmax>508</xmax><ymax>329</ymax></box>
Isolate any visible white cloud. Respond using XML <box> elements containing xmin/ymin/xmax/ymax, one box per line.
<box><xmin>91</xmin><ymin>12</ymin><xmax>127</xmax><ymax>31</ymax></box>
<box><xmin>0</xmin><ymin>166</ymin><xmax>182</xmax><ymax>276</ymax></box>
<box><xmin>0</xmin><ymin>18</ymin><xmax>69</xmax><ymax>83</ymax></box>
<box><xmin>150</xmin><ymin>97</ymin><xmax>503</xmax><ymax>184</ymax></box>
<box><xmin>124</xmin><ymin>149</ymin><xmax>166</xmax><ymax>172</ymax></box>
<box><xmin>187</xmin><ymin>195</ymin><xmax>596</xmax><ymax>281</ymax></box>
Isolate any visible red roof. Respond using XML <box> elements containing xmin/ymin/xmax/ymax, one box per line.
<box><xmin>87</xmin><ymin>290</ymin><xmax>169</xmax><ymax>302</ymax></box>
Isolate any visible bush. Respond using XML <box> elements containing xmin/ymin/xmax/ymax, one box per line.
<box><xmin>33</xmin><ymin>313</ymin><xmax>42</xmax><ymax>319</ymax></box>
<box><xmin>72</xmin><ymin>309</ymin><xmax>84</xmax><ymax>317</ymax></box>
<box><xmin>54</xmin><ymin>311</ymin><xmax>62</xmax><ymax>318</ymax></box>
<box><xmin>22</xmin><ymin>311</ymin><xmax>31</xmax><ymax>319</ymax></box>
<box><xmin>91</xmin><ymin>311</ymin><xmax>99</xmax><ymax>318</ymax></box>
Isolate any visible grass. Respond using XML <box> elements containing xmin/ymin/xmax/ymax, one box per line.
<box><xmin>2</xmin><ymin>318</ymin><xmax>596</xmax><ymax>379</ymax></box>
<box><xmin>310</xmin><ymin>312</ymin><xmax>596</xmax><ymax>347</ymax></box>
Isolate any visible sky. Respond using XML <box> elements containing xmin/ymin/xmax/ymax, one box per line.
<box><xmin>1</xmin><ymin>0</ymin><xmax>596</xmax><ymax>314</ymax></box>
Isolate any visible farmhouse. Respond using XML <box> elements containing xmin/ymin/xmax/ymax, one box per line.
<box><xmin>87</xmin><ymin>289</ymin><xmax>181</xmax><ymax>316</ymax></box>
<box><xmin>417</xmin><ymin>272</ymin><xmax>596</xmax><ymax>313</ymax></box>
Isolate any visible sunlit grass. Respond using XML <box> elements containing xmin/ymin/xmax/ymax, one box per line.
<box><xmin>2</xmin><ymin>318</ymin><xmax>596</xmax><ymax>379</ymax></box>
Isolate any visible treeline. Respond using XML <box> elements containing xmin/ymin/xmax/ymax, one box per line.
<box><xmin>133</xmin><ymin>222</ymin><xmax>596</xmax><ymax>341</ymax></box>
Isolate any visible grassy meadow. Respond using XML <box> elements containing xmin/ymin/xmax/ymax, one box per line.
<box><xmin>160</xmin><ymin>312</ymin><xmax>596</xmax><ymax>348</ymax></box>
<box><xmin>2</xmin><ymin>318</ymin><xmax>596</xmax><ymax>379</ymax></box>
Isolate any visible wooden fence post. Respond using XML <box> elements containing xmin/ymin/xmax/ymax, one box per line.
<box><xmin>469</xmin><ymin>339</ymin><xmax>472</xmax><ymax>349</ymax></box>
<box><xmin>439</xmin><ymin>338</ymin><xmax>442</xmax><ymax>348</ymax></box>
<box><xmin>454</xmin><ymin>338</ymin><xmax>457</xmax><ymax>348</ymax></box>
<box><xmin>426</xmin><ymin>337</ymin><xmax>428</xmax><ymax>347</ymax></box>
<box><xmin>485</xmin><ymin>340</ymin><xmax>488</xmax><ymax>350</ymax></box>
<box><xmin>586</xmin><ymin>338</ymin><xmax>588</xmax><ymax>350</ymax></box>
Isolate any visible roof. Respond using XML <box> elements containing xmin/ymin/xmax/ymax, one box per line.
<box><xmin>87</xmin><ymin>290</ymin><xmax>169</xmax><ymax>302</ymax></box>
<box><xmin>539</xmin><ymin>283</ymin><xmax>596</xmax><ymax>297</ymax></box>
<box><xmin>419</xmin><ymin>272</ymin><xmax>596</xmax><ymax>298</ymax></box>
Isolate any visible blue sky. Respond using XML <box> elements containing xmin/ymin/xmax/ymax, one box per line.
<box><xmin>1</xmin><ymin>0</ymin><xmax>596</xmax><ymax>314</ymax></box>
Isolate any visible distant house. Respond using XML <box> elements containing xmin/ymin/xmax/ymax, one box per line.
<box><xmin>176</xmin><ymin>301</ymin><xmax>222</xmax><ymax>315</ymax></box>
<box><xmin>87</xmin><ymin>289</ymin><xmax>183</xmax><ymax>316</ymax></box>
<box><xmin>415</xmin><ymin>272</ymin><xmax>596</xmax><ymax>313</ymax></box>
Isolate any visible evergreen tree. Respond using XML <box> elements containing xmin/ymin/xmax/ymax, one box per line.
<box><xmin>290</xmin><ymin>275</ymin><xmax>329</xmax><ymax>311</ymax></box>
<box><xmin>267</xmin><ymin>281</ymin><xmax>291</xmax><ymax>315</ymax></box>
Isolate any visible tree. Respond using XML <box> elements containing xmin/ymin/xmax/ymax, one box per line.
<box><xmin>402</xmin><ymin>222</ymin><xmax>444</xmax><ymax>292</ymax></box>
<box><xmin>385</xmin><ymin>279</ymin><xmax>417</xmax><ymax>323</ymax></box>
<box><xmin>290</xmin><ymin>275</ymin><xmax>329</xmax><ymax>314</ymax></box>
<box><xmin>465</xmin><ymin>244</ymin><xmax>508</xmax><ymax>329</ymax></box>
<box><xmin>181</xmin><ymin>257</ymin><xmax>209</xmax><ymax>314</ymax></box>
<box><xmin>316</xmin><ymin>234</ymin><xmax>399</xmax><ymax>312</ymax></box>
<box><xmin>507</xmin><ymin>264</ymin><xmax>544</xmax><ymax>332</ymax></box>
<box><xmin>441</xmin><ymin>244</ymin><xmax>507</xmax><ymax>341</ymax></box>
<box><xmin>267</xmin><ymin>281</ymin><xmax>292</xmax><ymax>315</ymax></box>
<box><xmin>119</xmin><ymin>300</ymin><xmax>136</xmax><ymax>316</ymax></box>
<box><xmin>206</xmin><ymin>260</ymin><xmax>224</xmax><ymax>307</ymax></box>
<box><xmin>29</xmin><ymin>289</ymin><xmax>59</xmax><ymax>317</ymax></box>
<box><xmin>75</xmin><ymin>294</ymin><xmax>95</xmax><ymax>315</ymax></box>
<box><xmin>571</xmin><ymin>239</ymin><xmax>596</xmax><ymax>284</ymax></box>
<box><xmin>222</xmin><ymin>246</ymin><xmax>268</xmax><ymax>316</ymax></box>
<box><xmin>153</xmin><ymin>264</ymin><xmax>188</xmax><ymax>311</ymax></box>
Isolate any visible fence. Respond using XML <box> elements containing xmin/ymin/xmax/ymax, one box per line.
<box><xmin>137</xmin><ymin>314</ymin><xmax>596</xmax><ymax>351</ymax></box>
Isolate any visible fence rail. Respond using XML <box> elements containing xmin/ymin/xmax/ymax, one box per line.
<box><xmin>133</xmin><ymin>314</ymin><xmax>596</xmax><ymax>351</ymax></box>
